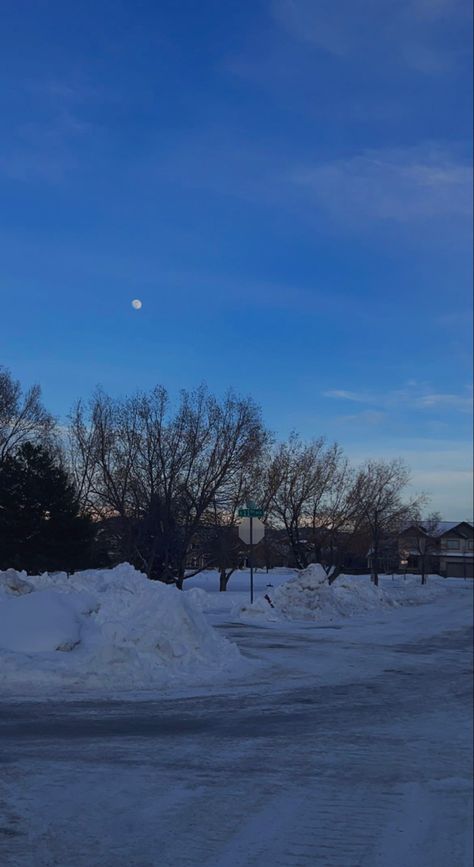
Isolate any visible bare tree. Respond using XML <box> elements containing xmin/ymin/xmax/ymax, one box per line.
<box><xmin>201</xmin><ymin>437</ymin><xmax>276</xmax><ymax>591</ymax></box>
<box><xmin>164</xmin><ymin>387</ymin><xmax>266</xmax><ymax>586</ymax></box>
<box><xmin>69</xmin><ymin>385</ymin><xmax>266</xmax><ymax>584</ymax></box>
<box><xmin>265</xmin><ymin>434</ymin><xmax>322</xmax><ymax>568</ymax></box>
<box><xmin>266</xmin><ymin>434</ymin><xmax>349</xmax><ymax>571</ymax></box>
<box><xmin>0</xmin><ymin>367</ymin><xmax>54</xmax><ymax>465</ymax></box>
<box><xmin>408</xmin><ymin>511</ymin><xmax>442</xmax><ymax>585</ymax></box>
<box><xmin>207</xmin><ymin>521</ymin><xmax>242</xmax><ymax>591</ymax></box>
<box><xmin>352</xmin><ymin>459</ymin><xmax>426</xmax><ymax>586</ymax></box>
<box><xmin>307</xmin><ymin>450</ymin><xmax>361</xmax><ymax>580</ymax></box>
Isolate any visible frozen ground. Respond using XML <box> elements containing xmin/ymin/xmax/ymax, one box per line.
<box><xmin>0</xmin><ymin>570</ymin><xmax>472</xmax><ymax>866</ymax></box>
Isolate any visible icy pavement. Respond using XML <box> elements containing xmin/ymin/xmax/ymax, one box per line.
<box><xmin>0</xmin><ymin>582</ymin><xmax>472</xmax><ymax>867</ymax></box>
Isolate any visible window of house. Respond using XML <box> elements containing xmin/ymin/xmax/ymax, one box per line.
<box><xmin>446</xmin><ymin>539</ymin><xmax>460</xmax><ymax>549</ymax></box>
<box><xmin>467</xmin><ymin>540</ymin><xmax>474</xmax><ymax>550</ymax></box>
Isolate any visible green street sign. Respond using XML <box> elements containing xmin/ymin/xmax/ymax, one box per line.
<box><xmin>238</xmin><ymin>507</ymin><xmax>263</xmax><ymax>518</ymax></box>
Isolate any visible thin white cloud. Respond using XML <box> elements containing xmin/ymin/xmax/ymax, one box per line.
<box><xmin>338</xmin><ymin>410</ymin><xmax>387</xmax><ymax>425</ymax></box>
<box><xmin>293</xmin><ymin>145</ymin><xmax>473</xmax><ymax>224</ymax></box>
<box><xmin>0</xmin><ymin>111</ymin><xmax>93</xmax><ymax>183</ymax></box>
<box><xmin>416</xmin><ymin>392</ymin><xmax>473</xmax><ymax>412</ymax></box>
<box><xmin>409</xmin><ymin>0</ymin><xmax>467</xmax><ymax>20</ymax></box>
<box><xmin>273</xmin><ymin>0</ymin><xmax>471</xmax><ymax>73</ymax></box>
<box><xmin>324</xmin><ymin>382</ymin><xmax>473</xmax><ymax>414</ymax></box>
<box><xmin>323</xmin><ymin>389</ymin><xmax>371</xmax><ymax>403</ymax></box>
<box><xmin>25</xmin><ymin>79</ymin><xmax>107</xmax><ymax>106</ymax></box>
<box><xmin>0</xmin><ymin>76</ymin><xmax>100</xmax><ymax>183</ymax></box>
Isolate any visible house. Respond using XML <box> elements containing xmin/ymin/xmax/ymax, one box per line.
<box><xmin>398</xmin><ymin>521</ymin><xmax>473</xmax><ymax>578</ymax></box>
<box><xmin>436</xmin><ymin>521</ymin><xmax>474</xmax><ymax>578</ymax></box>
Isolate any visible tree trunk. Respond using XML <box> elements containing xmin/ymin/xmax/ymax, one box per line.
<box><xmin>287</xmin><ymin>523</ymin><xmax>307</xmax><ymax>570</ymax></box>
<box><xmin>328</xmin><ymin>565</ymin><xmax>342</xmax><ymax>585</ymax></box>
<box><xmin>219</xmin><ymin>568</ymin><xmax>228</xmax><ymax>592</ymax></box>
<box><xmin>313</xmin><ymin>543</ymin><xmax>322</xmax><ymax>563</ymax></box>
<box><xmin>371</xmin><ymin>522</ymin><xmax>379</xmax><ymax>586</ymax></box>
<box><xmin>371</xmin><ymin>549</ymin><xmax>379</xmax><ymax>586</ymax></box>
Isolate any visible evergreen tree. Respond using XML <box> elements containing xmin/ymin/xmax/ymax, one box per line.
<box><xmin>0</xmin><ymin>442</ymin><xmax>94</xmax><ymax>573</ymax></box>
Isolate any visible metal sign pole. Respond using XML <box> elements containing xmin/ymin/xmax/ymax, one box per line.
<box><xmin>250</xmin><ymin>515</ymin><xmax>254</xmax><ymax>603</ymax></box>
<box><xmin>238</xmin><ymin>506</ymin><xmax>264</xmax><ymax>604</ymax></box>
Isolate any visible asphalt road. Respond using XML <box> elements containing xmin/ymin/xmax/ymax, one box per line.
<box><xmin>0</xmin><ymin>619</ymin><xmax>472</xmax><ymax>867</ymax></box>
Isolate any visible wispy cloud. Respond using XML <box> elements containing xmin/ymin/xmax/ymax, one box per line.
<box><xmin>324</xmin><ymin>382</ymin><xmax>473</xmax><ymax>414</ymax></box>
<box><xmin>416</xmin><ymin>392</ymin><xmax>473</xmax><ymax>412</ymax></box>
<box><xmin>292</xmin><ymin>145</ymin><xmax>473</xmax><ymax>224</ymax></box>
<box><xmin>273</xmin><ymin>0</ymin><xmax>472</xmax><ymax>73</ymax></box>
<box><xmin>0</xmin><ymin>77</ymin><xmax>100</xmax><ymax>183</ymax></box>
<box><xmin>25</xmin><ymin>79</ymin><xmax>106</xmax><ymax>106</ymax></box>
<box><xmin>323</xmin><ymin>389</ymin><xmax>372</xmax><ymax>403</ymax></box>
<box><xmin>0</xmin><ymin>113</ymin><xmax>90</xmax><ymax>182</ymax></box>
<box><xmin>338</xmin><ymin>409</ymin><xmax>387</xmax><ymax>426</ymax></box>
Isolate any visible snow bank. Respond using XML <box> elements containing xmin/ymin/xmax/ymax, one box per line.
<box><xmin>186</xmin><ymin>586</ymin><xmax>215</xmax><ymax>612</ymax></box>
<box><xmin>0</xmin><ymin>591</ymin><xmax>86</xmax><ymax>653</ymax></box>
<box><xmin>0</xmin><ymin>564</ymin><xmax>241</xmax><ymax>695</ymax></box>
<box><xmin>0</xmin><ymin>568</ymin><xmax>34</xmax><ymax>597</ymax></box>
<box><xmin>237</xmin><ymin>565</ymin><xmax>452</xmax><ymax>623</ymax></box>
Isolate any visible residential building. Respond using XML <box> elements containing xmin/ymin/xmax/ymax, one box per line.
<box><xmin>399</xmin><ymin>521</ymin><xmax>473</xmax><ymax>578</ymax></box>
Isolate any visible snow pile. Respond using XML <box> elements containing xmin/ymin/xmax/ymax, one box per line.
<box><xmin>0</xmin><ymin>564</ymin><xmax>241</xmax><ymax>694</ymax></box>
<box><xmin>0</xmin><ymin>568</ymin><xmax>34</xmax><ymax>598</ymax></box>
<box><xmin>234</xmin><ymin>595</ymin><xmax>281</xmax><ymax>622</ymax></box>
<box><xmin>0</xmin><ymin>591</ymin><xmax>86</xmax><ymax>653</ymax></box>
<box><xmin>381</xmin><ymin>575</ymin><xmax>452</xmax><ymax>607</ymax></box>
<box><xmin>237</xmin><ymin>565</ymin><xmax>450</xmax><ymax>623</ymax></box>
<box><xmin>186</xmin><ymin>586</ymin><xmax>216</xmax><ymax>612</ymax></box>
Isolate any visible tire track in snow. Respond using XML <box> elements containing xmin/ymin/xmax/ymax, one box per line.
<box><xmin>0</xmin><ymin>615</ymin><xmax>471</xmax><ymax>866</ymax></box>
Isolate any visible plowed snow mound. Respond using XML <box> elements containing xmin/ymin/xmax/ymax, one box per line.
<box><xmin>274</xmin><ymin>569</ymin><xmax>389</xmax><ymax>620</ymax></box>
<box><xmin>0</xmin><ymin>564</ymin><xmax>240</xmax><ymax>694</ymax></box>
<box><xmin>238</xmin><ymin>565</ymin><xmax>450</xmax><ymax>622</ymax></box>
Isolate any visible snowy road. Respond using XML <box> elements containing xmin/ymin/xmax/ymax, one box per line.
<box><xmin>1</xmin><ymin>597</ymin><xmax>473</xmax><ymax>866</ymax></box>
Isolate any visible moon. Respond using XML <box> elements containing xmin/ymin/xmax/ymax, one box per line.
<box><xmin>131</xmin><ymin>299</ymin><xmax>142</xmax><ymax>310</ymax></box>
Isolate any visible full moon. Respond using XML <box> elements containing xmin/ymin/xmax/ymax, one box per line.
<box><xmin>131</xmin><ymin>299</ymin><xmax>142</xmax><ymax>310</ymax></box>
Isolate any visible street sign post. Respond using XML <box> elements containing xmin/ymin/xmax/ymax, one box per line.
<box><xmin>238</xmin><ymin>507</ymin><xmax>263</xmax><ymax>518</ymax></box>
<box><xmin>238</xmin><ymin>517</ymin><xmax>265</xmax><ymax>545</ymax></box>
<box><xmin>238</xmin><ymin>507</ymin><xmax>265</xmax><ymax>603</ymax></box>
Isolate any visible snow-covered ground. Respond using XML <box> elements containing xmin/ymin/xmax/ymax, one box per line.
<box><xmin>0</xmin><ymin>565</ymin><xmax>472</xmax><ymax>866</ymax></box>
<box><xmin>1</xmin><ymin>563</ymin><xmax>461</xmax><ymax>698</ymax></box>
<box><xmin>0</xmin><ymin>565</ymin><xmax>242</xmax><ymax>697</ymax></box>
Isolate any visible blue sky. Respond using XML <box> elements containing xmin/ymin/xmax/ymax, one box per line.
<box><xmin>1</xmin><ymin>0</ymin><xmax>472</xmax><ymax>517</ymax></box>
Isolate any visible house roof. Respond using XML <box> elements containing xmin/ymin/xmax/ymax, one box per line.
<box><xmin>432</xmin><ymin>521</ymin><xmax>473</xmax><ymax>537</ymax></box>
<box><xmin>400</xmin><ymin>520</ymin><xmax>473</xmax><ymax>538</ymax></box>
